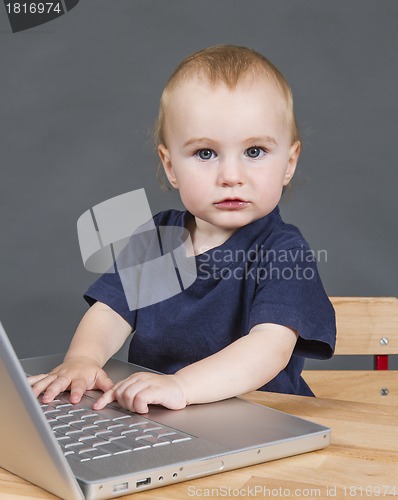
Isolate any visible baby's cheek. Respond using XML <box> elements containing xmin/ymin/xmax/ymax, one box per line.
<box><xmin>179</xmin><ymin>186</ymin><xmax>202</xmax><ymax>210</ymax></box>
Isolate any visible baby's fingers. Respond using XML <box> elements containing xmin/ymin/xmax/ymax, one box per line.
<box><xmin>27</xmin><ymin>373</ymin><xmax>49</xmax><ymax>386</ymax></box>
<box><xmin>29</xmin><ymin>373</ymin><xmax>57</xmax><ymax>398</ymax></box>
<box><xmin>114</xmin><ymin>382</ymin><xmax>152</xmax><ymax>414</ymax></box>
<box><xmin>69</xmin><ymin>379</ymin><xmax>90</xmax><ymax>404</ymax></box>
<box><xmin>94</xmin><ymin>372</ymin><xmax>115</xmax><ymax>394</ymax></box>
<box><xmin>93</xmin><ymin>388</ymin><xmax>116</xmax><ymax>410</ymax></box>
<box><xmin>41</xmin><ymin>375</ymin><xmax>73</xmax><ymax>403</ymax></box>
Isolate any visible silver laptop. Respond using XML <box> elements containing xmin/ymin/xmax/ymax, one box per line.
<box><xmin>0</xmin><ymin>322</ymin><xmax>330</xmax><ymax>500</ymax></box>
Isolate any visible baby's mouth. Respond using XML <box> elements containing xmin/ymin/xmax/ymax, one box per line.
<box><xmin>214</xmin><ymin>198</ymin><xmax>249</xmax><ymax>210</ymax></box>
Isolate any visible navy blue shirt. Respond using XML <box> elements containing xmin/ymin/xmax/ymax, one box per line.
<box><xmin>84</xmin><ymin>207</ymin><xmax>336</xmax><ymax>396</ymax></box>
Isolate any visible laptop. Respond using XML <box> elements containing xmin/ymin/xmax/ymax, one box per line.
<box><xmin>0</xmin><ymin>322</ymin><xmax>331</xmax><ymax>500</ymax></box>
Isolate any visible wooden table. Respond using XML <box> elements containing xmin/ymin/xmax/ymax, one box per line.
<box><xmin>1</xmin><ymin>392</ymin><xmax>397</xmax><ymax>499</ymax></box>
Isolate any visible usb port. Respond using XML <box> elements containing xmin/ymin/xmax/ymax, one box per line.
<box><xmin>136</xmin><ymin>477</ymin><xmax>151</xmax><ymax>488</ymax></box>
<box><xmin>112</xmin><ymin>482</ymin><xmax>128</xmax><ymax>493</ymax></box>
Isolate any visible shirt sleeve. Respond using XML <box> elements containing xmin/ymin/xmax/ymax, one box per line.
<box><xmin>84</xmin><ymin>270</ymin><xmax>137</xmax><ymax>329</ymax></box>
<box><xmin>248</xmin><ymin>245</ymin><xmax>336</xmax><ymax>359</ymax></box>
<box><xmin>82</xmin><ymin>210</ymin><xmax>181</xmax><ymax>330</ymax></box>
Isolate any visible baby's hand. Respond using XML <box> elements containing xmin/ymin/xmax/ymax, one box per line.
<box><xmin>93</xmin><ymin>372</ymin><xmax>187</xmax><ymax>414</ymax></box>
<box><xmin>27</xmin><ymin>357</ymin><xmax>114</xmax><ymax>404</ymax></box>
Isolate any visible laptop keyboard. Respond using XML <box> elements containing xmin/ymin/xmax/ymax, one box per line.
<box><xmin>40</xmin><ymin>393</ymin><xmax>194</xmax><ymax>462</ymax></box>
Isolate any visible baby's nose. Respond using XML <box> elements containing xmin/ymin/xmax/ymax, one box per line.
<box><xmin>217</xmin><ymin>160</ymin><xmax>244</xmax><ymax>186</ymax></box>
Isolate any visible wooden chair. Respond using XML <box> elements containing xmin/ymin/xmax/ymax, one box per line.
<box><xmin>303</xmin><ymin>297</ymin><xmax>398</xmax><ymax>405</ymax></box>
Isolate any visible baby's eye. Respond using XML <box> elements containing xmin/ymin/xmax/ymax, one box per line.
<box><xmin>195</xmin><ymin>148</ymin><xmax>216</xmax><ymax>161</ymax></box>
<box><xmin>245</xmin><ymin>146</ymin><xmax>266</xmax><ymax>159</ymax></box>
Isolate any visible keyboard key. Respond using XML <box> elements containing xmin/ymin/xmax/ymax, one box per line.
<box><xmin>155</xmin><ymin>431</ymin><xmax>177</xmax><ymax>438</ymax></box>
<box><xmin>56</xmin><ymin>414</ymin><xmax>76</xmax><ymax>423</ymax></box>
<box><xmin>56</xmin><ymin>403</ymin><xmax>74</xmax><ymax>409</ymax></box>
<box><xmin>137</xmin><ymin>435</ymin><xmax>170</xmax><ymax>447</ymax></box>
<box><xmin>68</xmin><ymin>453</ymin><xmax>91</xmax><ymax>462</ymax></box>
<box><xmin>56</xmin><ymin>436</ymin><xmax>72</xmax><ymax>443</ymax></box>
<box><xmin>52</xmin><ymin>430</ymin><xmax>67</xmax><ymax>440</ymax></box>
<box><xmin>95</xmin><ymin>430</ymin><xmax>113</xmax><ymax>438</ymax></box>
<box><xmin>92</xmin><ymin>439</ymin><xmax>109</xmax><ymax>447</ymax></box>
<box><xmin>133</xmin><ymin>443</ymin><xmax>151</xmax><ymax>451</ymax></box>
<box><xmin>153</xmin><ymin>441</ymin><xmax>170</xmax><ymax>447</ymax></box>
<box><xmin>78</xmin><ymin>446</ymin><xmax>98</xmax><ymax>455</ymax></box>
<box><xmin>171</xmin><ymin>434</ymin><xmax>193</xmax><ymax>443</ymax></box>
<box><xmin>80</xmin><ymin>424</ymin><xmax>98</xmax><ymax>431</ymax></box>
<box><xmin>96</xmin><ymin>441</ymin><xmax>133</xmax><ymax>455</ymax></box>
<box><xmin>107</xmin><ymin>424</ymin><xmax>125</xmax><ymax>431</ymax></box>
<box><xmin>41</xmin><ymin>400</ymin><xmax>61</xmax><ymax>408</ymax></box>
<box><xmin>128</xmin><ymin>422</ymin><xmax>150</xmax><ymax>429</ymax></box>
<box><xmin>67</xmin><ymin>419</ymin><xmax>84</xmax><ymax>425</ymax></box>
<box><xmin>65</xmin><ymin>429</ymin><xmax>84</xmax><ymax>437</ymax></box>
<box><xmin>43</xmin><ymin>409</ymin><xmax>61</xmax><ymax>415</ymax></box>
<box><xmin>108</xmin><ymin>435</ymin><xmax>127</xmax><ymax>442</ymax></box>
<box><xmin>120</xmin><ymin>428</ymin><xmax>138</xmax><ymax>436</ymax></box>
<box><xmin>134</xmin><ymin>434</ymin><xmax>150</xmax><ymax>440</ymax></box>
<box><xmin>81</xmin><ymin>413</ymin><xmax>98</xmax><ymax>420</ymax></box>
<box><xmin>99</xmin><ymin>407</ymin><xmax>130</xmax><ymax>420</ymax></box>
<box><xmin>70</xmin><ymin>421</ymin><xmax>98</xmax><ymax>431</ymax></box>
<box><xmin>92</xmin><ymin>452</ymin><xmax>112</xmax><ymax>459</ymax></box>
<box><xmin>112</xmin><ymin>415</ymin><xmax>135</xmax><ymax>422</ymax></box>
<box><xmin>143</xmin><ymin>426</ymin><xmax>164</xmax><ymax>433</ymax></box>
<box><xmin>78</xmin><ymin>435</ymin><xmax>97</xmax><ymax>443</ymax></box>
<box><xmin>46</xmin><ymin>417</ymin><xmax>59</xmax><ymax>424</ymax></box>
<box><xmin>64</xmin><ymin>441</ymin><xmax>84</xmax><ymax>449</ymax></box>
<box><xmin>93</xmin><ymin>418</ymin><xmax>111</xmax><ymax>425</ymax></box>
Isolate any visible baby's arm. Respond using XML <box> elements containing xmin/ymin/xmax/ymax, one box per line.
<box><xmin>176</xmin><ymin>323</ymin><xmax>298</xmax><ymax>402</ymax></box>
<box><xmin>94</xmin><ymin>323</ymin><xmax>297</xmax><ymax>413</ymax></box>
<box><xmin>28</xmin><ymin>302</ymin><xmax>132</xmax><ymax>403</ymax></box>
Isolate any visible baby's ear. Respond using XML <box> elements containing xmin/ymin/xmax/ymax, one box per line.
<box><xmin>283</xmin><ymin>140</ymin><xmax>301</xmax><ymax>186</ymax></box>
<box><xmin>158</xmin><ymin>145</ymin><xmax>178</xmax><ymax>189</ymax></box>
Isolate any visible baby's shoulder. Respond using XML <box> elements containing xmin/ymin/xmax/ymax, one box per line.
<box><xmin>152</xmin><ymin>209</ymin><xmax>186</xmax><ymax>227</ymax></box>
<box><xmin>266</xmin><ymin>217</ymin><xmax>310</xmax><ymax>252</ymax></box>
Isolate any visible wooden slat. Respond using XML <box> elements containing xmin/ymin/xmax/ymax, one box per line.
<box><xmin>330</xmin><ymin>297</ymin><xmax>398</xmax><ymax>355</ymax></box>
<box><xmin>303</xmin><ymin>297</ymin><xmax>398</xmax><ymax>406</ymax></box>
<box><xmin>302</xmin><ymin>370</ymin><xmax>398</xmax><ymax>405</ymax></box>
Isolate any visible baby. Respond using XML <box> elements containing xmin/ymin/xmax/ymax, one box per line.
<box><xmin>29</xmin><ymin>45</ymin><xmax>336</xmax><ymax>413</ymax></box>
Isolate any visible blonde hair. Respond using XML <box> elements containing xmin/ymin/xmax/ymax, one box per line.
<box><xmin>155</xmin><ymin>45</ymin><xmax>300</xmax><ymax>144</ymax></box>
<box><xmin>154</xmin><ymin>45</ymin><xmax>300</xmax><ymax>188</ymax></box>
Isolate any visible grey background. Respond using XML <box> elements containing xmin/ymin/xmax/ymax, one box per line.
<box><xmin>1</xmin><ymin>1</ymin><xmax>397</xmax><ymax>370</ymax></box>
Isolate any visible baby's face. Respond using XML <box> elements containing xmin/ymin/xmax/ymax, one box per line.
<box><xmin>159</xmin><ymin>76</ymin><xmax>300</xmax><ymax>235</ymax></box>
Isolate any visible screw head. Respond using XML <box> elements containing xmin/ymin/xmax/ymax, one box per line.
<box><xmin>380</xmin><ymin>388</ymin><xmax>389</xmax><ymax>396</ymax></box>
<box><xmin>380</xmin><ymin>337</ymin><xmax>389</xmax><ymax>346</ymax></box>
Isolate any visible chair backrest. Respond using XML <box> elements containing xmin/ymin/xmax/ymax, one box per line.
<box><xmin>330</xmin><ymin>297</ymin><xmax>398</xmax><ymax>363</ymax></box>
<box><xmin>303</xmin><ymin>297</ymin><xmax>398</xmax><ymax>405</ymax></box>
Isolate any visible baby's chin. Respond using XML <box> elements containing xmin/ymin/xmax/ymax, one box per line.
<box><xmin>214</xmin><ymin>211</ymin><xmax>273</xmax><ymax>229</ymax></box>
<box><xmin>190</xmin><ymin>205</ymin><xmax>276</xmax><ymax>235</ymax></box>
